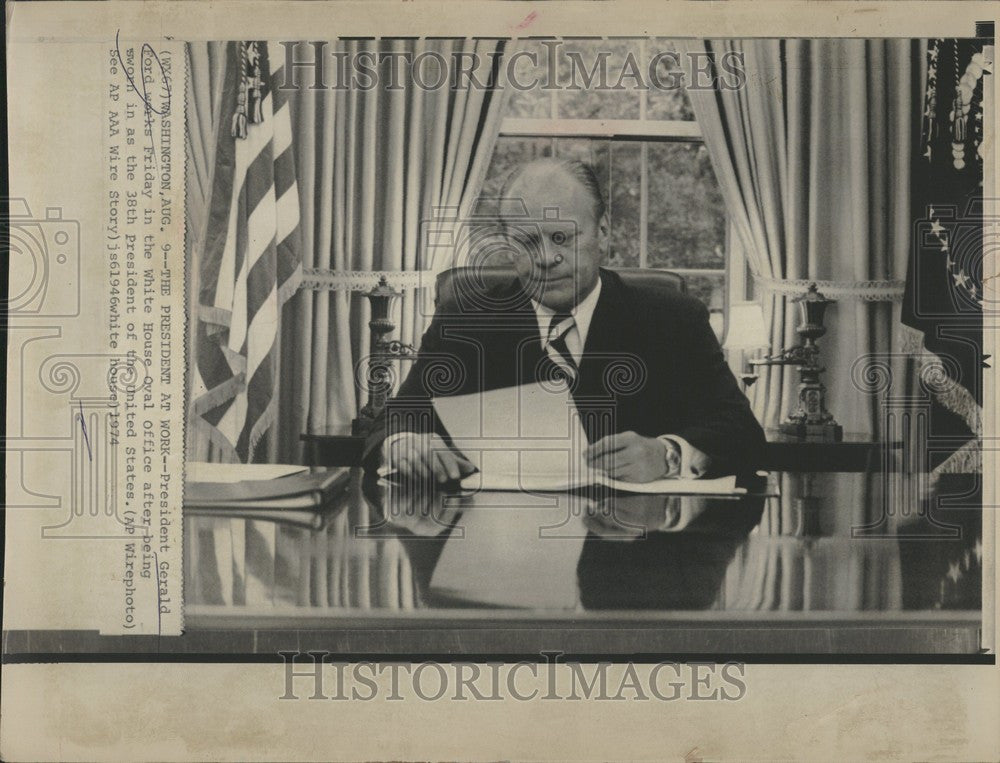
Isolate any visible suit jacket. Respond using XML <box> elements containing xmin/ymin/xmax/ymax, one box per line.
<box><xmin>364</xmin><ymin>268</ymin><xmax>766</xmax><ymax>476</ymax></box>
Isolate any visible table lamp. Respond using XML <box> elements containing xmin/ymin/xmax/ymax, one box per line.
<box><xmin>723</xmin><ymin>302</ymin><xmax>769</xmax><ymax>354</ymax></box>
<box><xmin>740</xmin><ymin>284</ymin><xmax>843</xmax><ymax>442</ymax></box>
<box><xmin>352</xmin><ymin>276</ymin><xmax>418</xmax><ymax>436</ymax></box>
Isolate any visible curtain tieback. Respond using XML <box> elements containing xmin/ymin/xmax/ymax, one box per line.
<box><xmin>752</xmin><ymin>274</ymin><xmax>906</xmax><ymax>302</ymax></box>
<box><xmin>299</xmin><ymin>268</ymin><xmax>437</xmax><ymax>291</ymax></box>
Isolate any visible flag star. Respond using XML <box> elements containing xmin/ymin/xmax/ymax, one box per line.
<box><xmin>953</xmin><ymin>269</ymin><xmax>971</xmax><ymax>289</ymax></box>
<box><xmin>930</xmin><ymin>47</ymin><xmax>939</xmax><ymax>62</ymax></box>
<box><xmin>974</xmin><ymin>538</ymin><xmax>983</xmax><ymax>562</ymax></box>
<box><xmin>930</xmin><ymin>219</ymin><xmax>945</xmax><ymax>236</ymax></box>
<box><xmin>982</xmin><ymin>354</ymin><xmax>991</xmax><ymax>369</ymax></box>
<box><xmin>941</xmin><ymin>240</ymin><xmax>949</xmax><ymax>252</ymax></box>
<box><xmin>947</xmin><ymin>561</ymin><xmax>962</xmax><ymax>583</ymax></box>
<box><xmin>924</xmin><ymin>146</ymin><xmax>933</xmax><ymax>161</ymax></box>
<box><xmin>946</xmin><ymin>256</ymin><xmax>954</xmax><ymax>267</ymax></box>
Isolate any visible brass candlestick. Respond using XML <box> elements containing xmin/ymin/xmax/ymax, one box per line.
<box><xmin>742</xmin><ymin>283</ymin><xmax>843</xmax><ymax>441</ymax></box>
<box><xmin>352</xmin><ymin>277</ymin><xmax>417</xmax><ymax>436</ymax></box>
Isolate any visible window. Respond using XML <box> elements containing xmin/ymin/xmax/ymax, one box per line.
<box><xmin>478</xmin><ymin>39</ymin><xmax>729</xmax><ymax>336</ymax></box>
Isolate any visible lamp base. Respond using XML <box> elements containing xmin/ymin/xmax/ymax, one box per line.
<box><xmin>778</xmin><ymin>420</ymin><xmax>843</xmax><ymax>442</ymax></box>
<box><xmin>351</xmin><ymin>414</ymin><xmax>375</xmax><ymax>437</ymax></box>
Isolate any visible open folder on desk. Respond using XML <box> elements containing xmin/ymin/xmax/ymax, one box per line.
<box><xmin>432</xmin><ymin>383</ymin><xmax>744</xmax><ymax>496</ymax></box>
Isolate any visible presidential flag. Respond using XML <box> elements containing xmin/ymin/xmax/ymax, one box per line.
<box><xmin>192</xmin><ymin>41</ymin><xmax>301</xmax><ymax>462</ymax></box>
<box><xmin>901</xmin><ymin>38</ymin><xmax>989</xmax><ymax>449</ymax></box>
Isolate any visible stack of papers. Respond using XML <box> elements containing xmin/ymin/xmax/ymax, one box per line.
<box><xmin>460</xmin><ymin>470</ymin><xmax>741</xmax><ymax>495</ymax></box>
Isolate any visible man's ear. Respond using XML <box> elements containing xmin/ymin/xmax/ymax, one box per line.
<box><xmin>597</xmin><ymin>211</ymin><xmax>610</xmax><ymax>253</ymax></box>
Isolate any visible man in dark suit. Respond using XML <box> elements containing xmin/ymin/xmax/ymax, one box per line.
<box><xmin>365</xmin><ymin>158</ymin><xmax>765</xmax><ymax>483</ymax></box>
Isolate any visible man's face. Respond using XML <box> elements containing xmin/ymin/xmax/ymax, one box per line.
<box><xmin>502</xmin><ymin>168</ymin><xmax>608</xmax><ymax>312</ymax></box>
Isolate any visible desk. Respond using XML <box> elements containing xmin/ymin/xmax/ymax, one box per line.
<box><xmin>178</xmin><ymin>469</ymin><xmax>984</xmax><ymax>657</ymax></box>
<box><xmin>761</xmin><ymin>430</ymin><xmax>902</xmax><ymax>472</ymax></box>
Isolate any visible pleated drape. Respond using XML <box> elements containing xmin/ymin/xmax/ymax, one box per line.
<box><xmin>680</xmin><ymin>39</ymin><xmax>925</xmax><ymax>437</ymax></box>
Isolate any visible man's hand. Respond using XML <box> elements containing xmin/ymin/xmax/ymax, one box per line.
<box><xmin>584</xmin><ymin>431</ymin><xmax>674</xmax><ymax>483</ymax></box>
<box><xmin>584</xmin><ymin>494</ymin><xmax>684</xmax><ymax>540</ymax></box>
<box><xmin>377</xmin><ymin>476</ymin><xmax>463</xmax><ymax>537</ymax></box>
<box><xmin>385</xmin><ymin>432</ymin><xmax>477</xmax><ymax>484</ymax></box>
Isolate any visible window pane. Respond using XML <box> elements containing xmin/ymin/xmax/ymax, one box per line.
<box><xmin>606</xmin><ymin>141</ymin><xmax>641</xmax><ymax>267</ymax></box>
<box><xmin>647</xmin><ymin>39</ymin><xmax>696</xmax><ymax>121</ymax></box>
<box><xmin>556</xmin><ymin>40</ymin><xmax>641</xmax><ymax>120</ymax></box>
<box><xmin>646</xmin><ymin>142</ymin><xmax>725</xmax><ymax>271</ymax></box>
<box><xmin>504</xmin><ymin>39</ymin><xmax>697</xmax><ymax>123</ymax></box>
<box><xmin>506</xmin><ymin>42</ymin><xmax>552</xmax><ymax>118</ymax></box>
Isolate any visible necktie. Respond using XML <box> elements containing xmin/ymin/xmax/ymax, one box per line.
<box><xmin>546</xmin><ymin>312</ymin><xmax>577</xmax><ymax>380</ymax></box>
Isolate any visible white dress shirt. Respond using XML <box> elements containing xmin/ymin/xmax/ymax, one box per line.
<box><xmin>531</xmin><ymin>279</ymin><xmax>709</xmax><ymax>479</ymax></box>
<box><xmin>532</xmin><ymin>276</ymin><xmax>603</xmax><ymax>367</ymax></box>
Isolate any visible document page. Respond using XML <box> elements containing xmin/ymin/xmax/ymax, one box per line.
<box><xmin>601</xmin><ymin>474</ymin><xmax>743</xmax><ymax>495</ymax></box>
<box><xmin>433</xmin><ymin>384</ymin><xmax>743</xmax><ymax>494</ymax></box>
<box><xmin>433</xmin><ymin>382</ymin><xmax>595</xmax><ymax>491</ymax></box>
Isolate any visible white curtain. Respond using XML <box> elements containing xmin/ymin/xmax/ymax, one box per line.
<box><xmin>680</xmin><ymin>39</ymin><xmax>925</xmax><ymax>437</ymax></box>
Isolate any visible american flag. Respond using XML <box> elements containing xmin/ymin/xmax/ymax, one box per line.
<box><xmin>191</xmin><ymin>41</ymin><xmax>301</xmax><ymax>462</ymax></box>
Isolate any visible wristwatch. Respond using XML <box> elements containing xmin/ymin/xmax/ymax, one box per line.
<box><xmin>661</xmin><ymin>438</ymin><xmax>681</xmax><ymax>478</ymax></box>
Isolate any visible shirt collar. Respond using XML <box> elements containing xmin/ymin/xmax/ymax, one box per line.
<box><xmin>531</xmin><ymin>275</ymin><xmax>603</xmax><ymax>346</ymax></box>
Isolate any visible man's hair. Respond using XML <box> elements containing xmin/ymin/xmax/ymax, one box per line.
<box><xmin>499</xmin><ymin>157</ymin><xmax>607</xmax><ymax>223</ymax></box>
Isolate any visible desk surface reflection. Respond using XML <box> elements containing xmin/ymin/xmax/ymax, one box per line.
<box><xmin>183</xmin><ymin>469</ymin><xmax>984</xmax><ymax>655</ymax></box>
